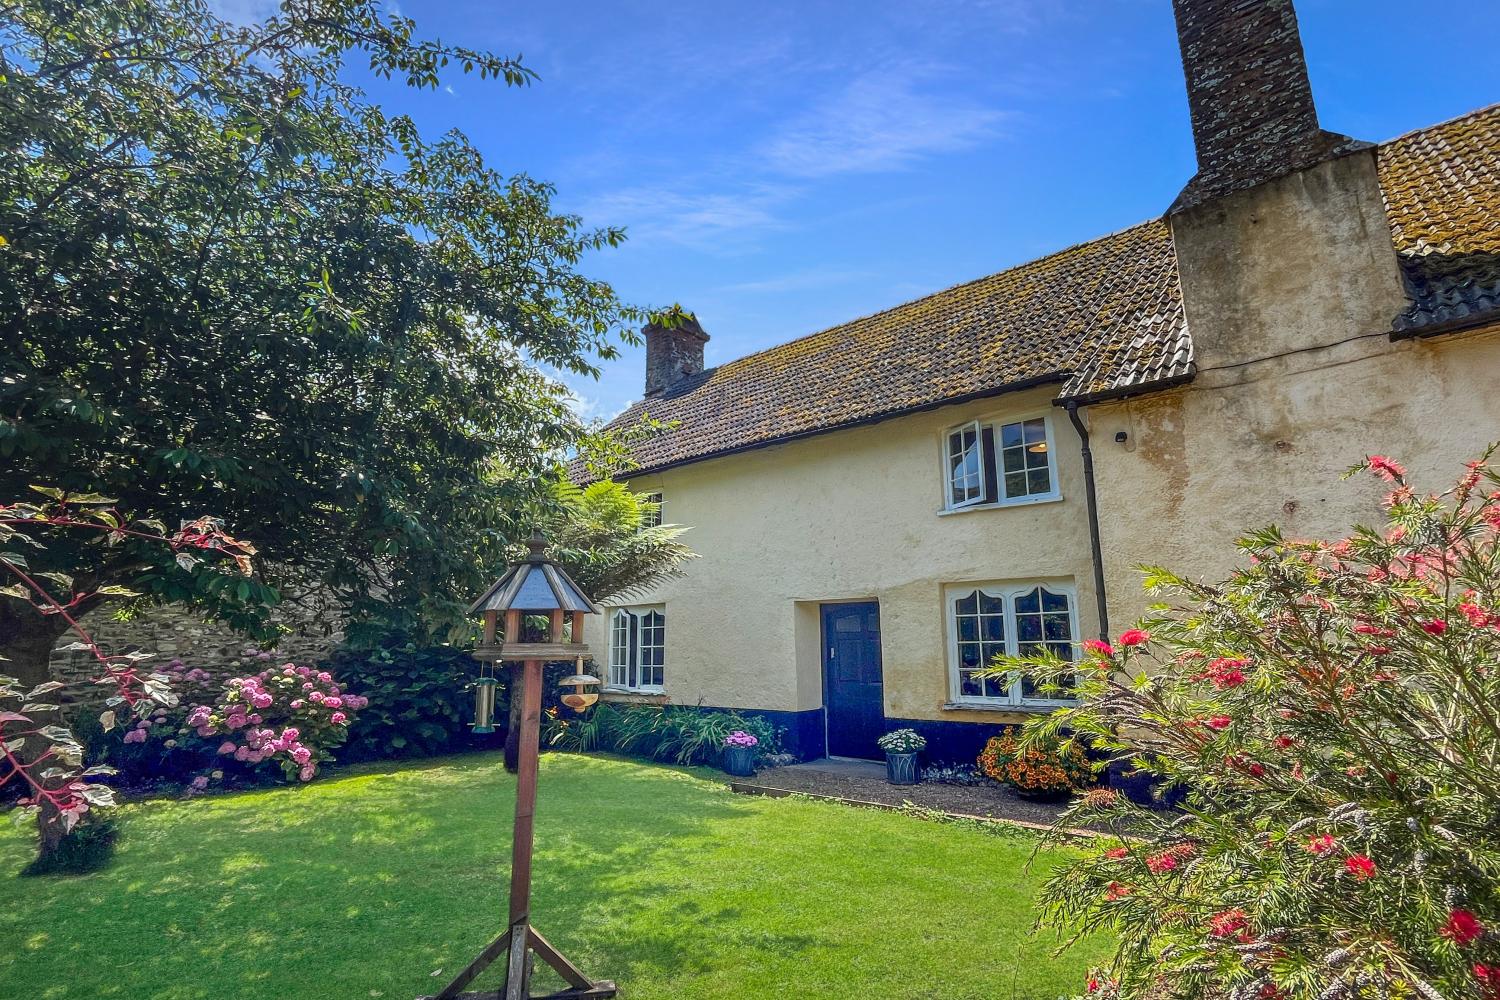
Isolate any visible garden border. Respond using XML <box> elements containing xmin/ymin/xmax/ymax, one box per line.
<box><xmin>727</xmin><ymin>780</ymin><xmax>1107</xmax><ymax>840</ymax></box>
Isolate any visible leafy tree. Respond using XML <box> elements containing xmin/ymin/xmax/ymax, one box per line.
<box><xmin>998</xmin><ymin>454</ymin><xmax>1500</xmax><ymax>1000</ymax></box>
<box><xmin>0</xmin><ymin>0</ymin><xmax>639</xmax><ymax>690</ymax></box>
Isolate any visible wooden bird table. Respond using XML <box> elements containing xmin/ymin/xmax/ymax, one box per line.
<box><xmin>421</xmin><ymin>609</ymin><xmax>616</xmax><ymax>1000</ymax></box>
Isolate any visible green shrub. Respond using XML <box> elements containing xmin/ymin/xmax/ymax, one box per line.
<box><xmin>326</xmin><ymin>638</ymin><xmax>480</xmax><ymax>762</ymax></box>
<box><xmin>544</xmin><ymin>703</ymin><xmax>781</xmax><ymax>766</ymax></box>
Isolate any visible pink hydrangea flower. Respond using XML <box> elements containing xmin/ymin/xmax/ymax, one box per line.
<box><xmin>330</xmin><ymin>711</ymin><xmax>347</xmax><ymax>725</ymax></box>
<box><xmin>217</xmin><ymin>741</ymin><xmax>236</xmax><ymax>755</ymax></box>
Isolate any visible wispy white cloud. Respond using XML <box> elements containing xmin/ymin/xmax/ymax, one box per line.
<box><xmin>576</xmin><ymin>183</ymin><xmax>797</xmax><ymax>251</ymax></box>
<box><xmin>759</xmin><ymin>68</ymin><xmax>1012</xmax><ymax>178</ymax></box>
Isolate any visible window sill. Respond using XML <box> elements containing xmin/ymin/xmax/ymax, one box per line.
<box><xmin>942</xmin><ymin>701</ymin><xmax>1074</xmax><ymax>715</ymax></box>
<box><xmin>601</xmin><ymin>689</ymin><xmax>667</xmax><ymax>704</ymax></box>
<box><xmin>938</xmin><ymin>493</ymin><xmax>1063</xmax><ymax>516</ymax></box>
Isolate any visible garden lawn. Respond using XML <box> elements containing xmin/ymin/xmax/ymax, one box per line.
<box><xmin>0</xmin><ymin>753</ymin><xmax>1108</xmax><ymax>1000</ymax></box>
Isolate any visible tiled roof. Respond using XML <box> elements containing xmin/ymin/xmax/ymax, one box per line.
<box><xmin>597</xmin><ymin>105</ymin><xmax>1500</xmax><ymax>477</ymax></box>
<box><xmin>1378</xmin><ymin>104</ymin><xmax>1500</xmax><ymax>334</ymax></box>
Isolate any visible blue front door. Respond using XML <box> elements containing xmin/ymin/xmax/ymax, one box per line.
<box><xmin>822</xmin><ymin>602</ymin><xmax>885</xmax><ymax>759</ymax></box>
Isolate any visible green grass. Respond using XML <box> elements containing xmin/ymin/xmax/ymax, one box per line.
<box><xmin>0</xmin><ymin>753</ymin><xmax>1107</xmax><ymax>1000</ymax></box>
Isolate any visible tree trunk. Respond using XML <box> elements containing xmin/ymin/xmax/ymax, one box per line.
<box><xmin>503</xmin><ymin>670</ymin><xmax>523</xmax><ymax>773</ymax></box>
<box><xmin>0</xmin><ymin>599</ymin><xmax>67</xmax><ymax>691</ymax></box>
<box><xmin>1</xmin><ymin>600</ymin><xmax>79</xmax><ymax>867</ymax></box>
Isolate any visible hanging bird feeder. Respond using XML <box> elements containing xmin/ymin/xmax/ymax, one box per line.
<box><xmin>423</xmin><ymin>530</ymin><xmax>613</xmax><ymax>1000</ymax></box>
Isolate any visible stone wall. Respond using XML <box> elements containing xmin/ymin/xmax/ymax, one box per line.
<box><xmin>50</xmin><ymin>599</ymin><xmax>344</xmax><ymax>686</ymax></box>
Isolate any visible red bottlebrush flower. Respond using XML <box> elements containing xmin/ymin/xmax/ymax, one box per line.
<box><xmin>1273</xmin><ymin>735</ymin><xmax>1295</xmax><ymax>750</ymax></box>
<box><xmin>1305</xmin><ymin>833</ymin><xmax>1336</xmax><ymax>854</ymax></box>
<box><xmin>1207</xmin><ymin>907</ymin><xmax>1250</xmax><ymax>939</ymax></box>
<box><xmin>1364</xmin><ymin>645</ymin><xmax>1392</xmax><ymax>656</ymax></box>
<box><xmin>1382</xmin><ymin>485</ymin><xmax>1415</xmax><ymax>509</ymax></box>
<box><xmin>1201</xmin><ymin>656</ymin><xmax>1249</xmax><ymax>689</ymax></box>
<box><xmin>1104</xmin><ymin>881</ymin><xmax>1131</xmax><ymax>901</ymax></box>
<box><xmin>1104</xmin><ymin>846</ymin><xmax>1129</xmax><ymax>860</ymax></box>
<box><xmin>1087</xmin><ymin>977</ymin><xmax>1099</xmax><ymax>994</ymax></box>
<box><xmin>1442</xmin><ymin>909</ymin><xmax>1485</xmax><ymax>946</ymax></box>
<box><xmin>1343</xmin><ymin>854</ymin><xmax>1377</xmax><ymax>880</ymax></box>
<box><xmin>1206</xmin><ymin>714</ymin><xmax>1232</xmax><ymax>731</ymax></box>
<box><xmin>1367</xmin><ymin>455</ymin><xmax>1407</xmax><ymax>481</ymax></box>
<box><xmin>1145</xmin><ymin>843</ymin><xmax>1195</xmax><ymax>874</ymax></box>
<box><xmin>1118</xmin><ymin>629</ymin><xmax>1149</xmax><ymax>647</ymax></box>
<box><xmin>1354</xmin><ymin>622</ymin><xmax>1395</xmax><ymax>637</ymax></box>
<box><xmin>1460</xmin><ymin>602</ymin><xmax>1500</xmax><ymax>629</ymax></box>
<box><xmin>1083</xmin><ymin>638</ymin><xmax>1114</xmax><ymax>657</ymax></box>
<box><xmin>1475</xmin><ymin>963</ymin><xmax>1500</xmax><ymax>1000</ymax></box>
<box><xmin>1421</xmin><ymin>618</ymin><xmax>1448</xmax><ymax>635</ymax></box>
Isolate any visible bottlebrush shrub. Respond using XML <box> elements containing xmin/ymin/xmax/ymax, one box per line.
<box><xmin>996</xmin><ymin>454</ymin><xmax>1500</xmax><ymax>1000</ymax></box>
<box><xmin>977</xmin><ymin>727</ymin><xmax>1090</xmax><ymax>797</ymax></box>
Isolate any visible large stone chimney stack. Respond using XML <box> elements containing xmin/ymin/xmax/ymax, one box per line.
<box><xmin>1171</xmin><ymin>0</ymin><xmax>1365</xmax><ymax>210</ymax></box>
<box><xmin>644</xmin><ymin>311</ymin><xmax>709</xmax><ymax>398</ymax></box>
<box><xmin>1166</xmin><ymin>0</ymin><xmax>1407</xmax><ymax>373</ymax></box>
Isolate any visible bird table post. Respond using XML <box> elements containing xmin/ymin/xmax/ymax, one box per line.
<box><xmin>425</xmin><ymin>531</ymin><xmax>613</xmax><ymax>1000</ymax></box>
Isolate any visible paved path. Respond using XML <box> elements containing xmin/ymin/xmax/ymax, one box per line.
<box><xmin>733</xmin><ymin>757</ymin><xmax>1090</xmax><ymax>833</ymax></box>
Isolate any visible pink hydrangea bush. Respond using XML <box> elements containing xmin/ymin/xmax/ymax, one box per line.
<box><xmin>997</xmin><ymin>454</ymin><xmax>1500</xmax><ymax>1000</ymax></box>
<box><xmin>113</xmin><ymin>650</ymin><xmax>367</xmax><ymax>790</ymax></box>
<box><xmin>189</xmin><ymin>656</ymin><xmax>368</xmax><ymax>783</ymax></box>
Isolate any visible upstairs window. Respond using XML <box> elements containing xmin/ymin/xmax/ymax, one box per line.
<box><xmin>640</xmin><ymin>492</ymin><xmax>664</xmax><ymax>529</ymax></box>
<box><xmin>947</xmin><ymin>583</ymin><xmax>1077</xmax><ymax>706</ymax></box>
<box><xmin>608</xmin><ymin>606</ymin><xmax>666</xmax><ymax>692</ymax></box>
<box><xmin>943</xmin><ymin>416</ymin><xmax>1056</xmax><ymax>510</ymax></box>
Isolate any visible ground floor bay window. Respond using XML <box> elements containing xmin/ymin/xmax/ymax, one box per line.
<box><xmin>945</xmin><ymin>582</ymin><xmax>1078</xmax><ymax>707</ymax></box>
<box><xmin>607</xmin><ymin>605</ymin><xmax>666</xmax><ymax>693</ymax></box>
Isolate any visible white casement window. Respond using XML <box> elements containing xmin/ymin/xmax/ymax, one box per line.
<box><xmin>607</xmin><ymin>605</ymin><xmax>666</xmax><ymax>692</ymax></box>
<box><xmin>946</xmin><ymin>582</ymin><xmax>1078</xmax><ymax>706</ymax></box>
<box><xmin>942</xmin><ymin>415</ymin><xmax>1058</xmax><ymax>510</ymax></box>
<box><xmin>640</xmin><ymin>492</ymin><xmax>664</xmax><ymax>529</ymax></box>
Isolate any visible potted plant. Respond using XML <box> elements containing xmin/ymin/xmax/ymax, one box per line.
<box><xmin>721</xmin><ymin>730</ymin><xmax>758</xmax><ymax>777</ymax></box>
<box><xmin>877</xmin><ymin>728</ymin><xmax>925</xmax><ymax>785</ymax></box>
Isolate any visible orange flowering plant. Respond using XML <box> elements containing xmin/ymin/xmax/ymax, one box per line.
<box><xmin>977</xmin><ymin>727</ymin><xmax>1090</xmax><ymax>798</ymax></box>
<box><xmin>992</xmin><ymin>453</ymin><xmax>1500</xmax><ymax>1000</ymax></box>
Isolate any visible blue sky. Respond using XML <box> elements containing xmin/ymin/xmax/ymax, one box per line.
<box><xmin>312</xmin><ymin>1</ymin><xmax>1498</xmax><ymax>421</ymax></box>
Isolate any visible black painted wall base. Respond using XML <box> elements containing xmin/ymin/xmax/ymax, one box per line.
<box><xmin>599</xmin><ymin>702</ymin><xmax>1173</xmax><ymax>805</ymax></box>
<box><xmin>713</xmin><ymin>706</ymin><xmax>1012</xmax><ymax>768</ymax></box>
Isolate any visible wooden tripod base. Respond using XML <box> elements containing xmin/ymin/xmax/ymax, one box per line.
<box><xmin>420</xmin><ymin>918</ymin><xmax>617</xmax><ymax>1000</ymax></box>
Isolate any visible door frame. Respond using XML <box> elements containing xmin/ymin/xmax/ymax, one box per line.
<box><xmin>819</xmin><ymin>598</ymin><xmax>884</xmax><ymax>760</ymax></box>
